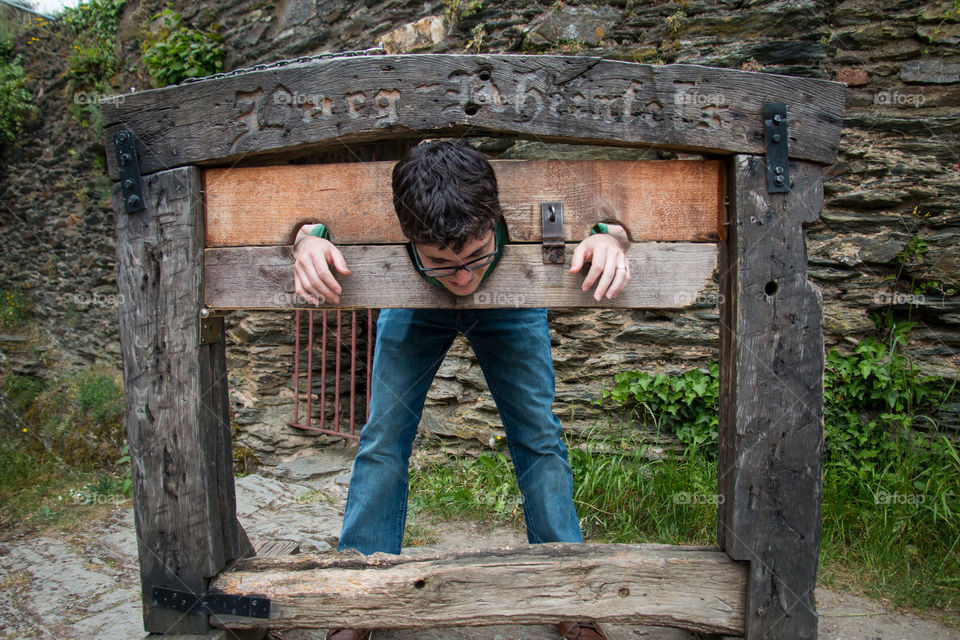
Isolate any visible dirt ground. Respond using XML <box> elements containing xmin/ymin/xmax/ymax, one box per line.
<box><xmin>1</xmin><ymin>451</ymin><xmax>957</xmax><ymax>640</ymax></box>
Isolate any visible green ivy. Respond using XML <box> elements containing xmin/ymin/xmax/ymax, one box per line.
<box><xmin>61</xmin><ymin>0</ymin><xmax>126</xmax><ymax>127</ymax></box>
<box><xmin>140</xmin><ymin>8</ymin><xmax>224</xmax><ymax>88</ymax></box>
<box><xmin>823</xmin><ymin>317</ymin><xmax>952</xmax><ymax>485</ymax></box>
<box><xmin>0</xmin><ymin>57</ymin><xmax>36</xmax><ymax>145</ymax></box>
<box><xmin>603</xmin><ymin>363</ymin><xmax>720</xmax><ymax>457</ymax></box>
<box><xmin>603</xmin><ymin>319</ymin><xmax>956</xmax><ymax>477</ymax></box>
<box><xmin>60</xmin><ymin>0</ymin><xmax>125</xmax><ymax>37</ymax></box>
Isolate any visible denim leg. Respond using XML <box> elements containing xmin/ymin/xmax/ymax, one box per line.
<box><xmin>338</xmin><ymin>309</ymin><xmax>458</xmax><ymax>555</ymax></box>
<box><xmin>461</xmin><ymin>308</ymin><xmax>583</xmax><ymax>544</ymax></box>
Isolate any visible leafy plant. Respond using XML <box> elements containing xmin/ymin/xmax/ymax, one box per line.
<box><xmin>60</xmin><ymin>0</ymin><xmax>126</xmax><ymax>127</ymax></box>
<box><xmin>444</xmin><ymin>0</ymin><xmax>483</xmax><ymax>24</ymax></box>
<box><xmin>0</xmin><ymin>288</ymin><xmax>34</xmax><ymax>327</ymax></box>
<box><xmin>0</xmin><ymin>57</ymin><xmax>36</xmax><ymax>145</ymax></box>
<box><xmin>4</xmin><ymin>374</ymin><xmax>45</xmax><ymax>415</ymax></box>
<box><xmin>140</xmin><ymin>8</ymin><xmax>224</xmax><ymax>87</ymax></box>
<box><xmin>602</xmin><ymin>363</ymin><xmax>720</xmax><ymax>457</ymax></box>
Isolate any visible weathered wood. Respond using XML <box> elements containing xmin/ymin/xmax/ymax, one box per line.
<box><xmin>114</xmin><ymin>167</ymin><xmax>253</xmax><ymax>634</ymax></box>
<box><xmin>207</xmin><ymin>543</ymin><xmax>747</xmax><ymax>635</ymax></box>
<box><xmin>203</xmin><ymin>160</ymin><xmax>724</xmax><ymax>246</ymax></box>
<box><xmin>101</xmin><ymin>54</ymin><xmax>844</xmax><ymax>179</ymax></box>
<box><xmin>716</xmin><ymin>156</ymin><xmax>825</xmax><ymax>640</ymax></box>
<box><xmin>203</xmin><ymin>242</ymin><xmax>718</xmax><ymax>310</ymax></box>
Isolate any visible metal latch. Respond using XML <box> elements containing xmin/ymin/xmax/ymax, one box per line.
<box><xmin>152</xmin><ymin>586</ymin><xmax>271</xmax><ymax>619</ymax></box>
<box><xmin>114</xmin><ymin>130</ymin><xmax>146</xmax><ymax>213</ymax></box>
<box><xmin>199</xmin><ymin>308</ymin><xmax>224</xmax><ymax>345</ymax></box>
<box><xmin>541</xmin><ymin>202</ymin><xmax>564</xmax><ymax>264</ymax></box>
<box><xmin>763</xmin><ymin>103</ymin><xmax>790</xmax><ymax>193</ymax></box>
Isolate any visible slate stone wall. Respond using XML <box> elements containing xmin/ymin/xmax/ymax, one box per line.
<box><xmin>1</xmin><ymin>0</ymin><xmax>957</xmax><ymax>466</ymax></box>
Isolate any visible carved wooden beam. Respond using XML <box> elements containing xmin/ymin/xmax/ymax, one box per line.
<box><xmin>102</xmin><ymin>54</ymin><xmax>844</xmax><ymax>179</ymax></box>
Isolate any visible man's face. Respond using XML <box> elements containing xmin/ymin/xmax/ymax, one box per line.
<box><xmin>413</xmin><ymin>231</ymin><xmax>496</xmax><ymax>297</ymax></box>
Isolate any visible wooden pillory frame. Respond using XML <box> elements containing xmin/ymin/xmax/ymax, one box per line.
<box><xmin>102</xmin><ymin>54</ymin><xmax>844</xmax><ymax>640</ymax></box>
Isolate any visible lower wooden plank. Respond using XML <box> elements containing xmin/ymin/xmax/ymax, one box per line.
<box><xmin>204</xmin><ymin>243</ymin><xmax>718</xmax><ymax>309</ymax></box>
<box><xmin>207</xmin><ymin>543</ymin><xmax>747</xmax><ymax>635</ymax></box>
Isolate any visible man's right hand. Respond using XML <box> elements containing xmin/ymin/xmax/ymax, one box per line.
<box><xmin>294</xmin><ymin>232</ymin><xmax>351</xmax><ymax>305</ymax></box>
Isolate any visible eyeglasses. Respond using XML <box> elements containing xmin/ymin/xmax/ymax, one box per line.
<box><xmin>411</xmin><ymin>232</ymin><xmax>499</xmax><ymax>278</ymax></box>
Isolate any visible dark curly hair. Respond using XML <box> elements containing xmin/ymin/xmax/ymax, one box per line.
<box><xmin>392</xmin><ymin>140</ymin><xmax>502</xmax><ymax>252</ymax></box>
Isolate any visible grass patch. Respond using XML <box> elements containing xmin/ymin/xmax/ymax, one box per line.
<box><xmin>0</xmin><ymin>434</ymin><xmax>130</xmax><ymax>534</ymax></box>
<box><xmin>1</xmin><ymin>367</ymin><xmax>131</xmax><ymax>535</ymax></box>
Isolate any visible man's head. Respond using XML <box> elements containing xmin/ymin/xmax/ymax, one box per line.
<box><xmin>392</xmin><ymin>140</ymin><xmax>502</xmax><ymax>295</ymax></box>
<box><xmin>392</xmin><ymin>140</ymin><xmax>501</xmax><ymax>251</ymax></box>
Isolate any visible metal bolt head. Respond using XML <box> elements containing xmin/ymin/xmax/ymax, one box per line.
<box><xmin>774</xmin><ymin>166</ymin><xmax>784</xmax><ymax>175</ymax></box>
<box><xmin>123</xmin><ymin>178</ymin><xmax>134</xmax><ymax>189</ymax></box>
<box><xmin>772</xmin><ymin>133</ymin><xmax>782</xmax><ymax>143</ymax></box>
<box><xmin>773</xmin><ymin>114</ymin><xmax>783</xmax><ymax>125</ymax></box>
<box><xmin>774</xmin><ymin>175</ymin><xmax>784</xmax><ymax>185</ymax></box>
<box><xmin>127</xmin><ymin>194</ymin><xmax>140</xmax><ymax>207</ymax></box>
<box><xmin>119</xmin><ymin>152</ymin><xmax>132</xmax><ymax>166</ymax></box>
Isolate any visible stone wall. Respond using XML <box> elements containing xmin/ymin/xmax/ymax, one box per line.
<box><xmin>1</xmin><ymin>0</ymin><xmax>957</xmax><ymax>467</ymax></box>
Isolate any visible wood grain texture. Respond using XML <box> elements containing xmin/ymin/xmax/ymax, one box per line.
<box><xmin>113</xmin><ymin>167</ymin><xmax>252</xmax><ymax>634</ymax></box>
<box><xmin>101</xmin><ymin>54</ymin><xmax>844</xmax><ymax>179</ymax></box>
<box><xmin>203</xmin><ymin>242</ymin><xmax>718</xmax><ymax>310</ymax></box>
<box><xmin>716</xmin><ymin>156</ymin><xmax>825</xmax><ymax>640</ymax></box>
<box><xmin>203</xmin><ymin>160</ymin><xmax>724</xmax><ymax>246</ymax></box>
<box><xmin>207</xmin><ymin>543</ymin><xmax>747</xmax><ymax>635</ymax></box>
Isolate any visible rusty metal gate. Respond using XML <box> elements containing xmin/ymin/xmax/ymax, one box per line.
<box><xmin>289</xmin><ymin>309</ymin><xmax>377</xmax><ymax>439</ymax></box>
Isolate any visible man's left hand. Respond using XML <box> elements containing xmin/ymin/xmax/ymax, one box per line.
<box><xmin>569</xmin><ymin>227</ymin><xmax>630</xmax><ymax>301</ymax></box>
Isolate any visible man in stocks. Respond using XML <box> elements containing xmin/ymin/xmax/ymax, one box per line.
<box><xmin>293</xmin><ymin>140</ymin><xmax>631</xmax><ymax>640</ymax></box>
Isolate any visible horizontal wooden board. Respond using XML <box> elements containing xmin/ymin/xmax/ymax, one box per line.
<box><xmin>204</xmin><ymin>159</ymin><xmax>723</xmax><ymax>246</ymax></box>
<box><xmin>208</xmin><ymin>543</ymin><xmax>747</xmax><ymax>635</ymax></box>
<box><xmin>203</xmin><ymin>242</ymin><xmax>717</xmax><ymax>310</ymax></box>
<box><xmin>101</xmin><ymin>54</ymin><xmax>845</xmax><ymax>179</ymax></box>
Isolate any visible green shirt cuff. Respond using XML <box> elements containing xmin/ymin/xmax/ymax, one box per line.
<box><xmin>307</xmin><ymin>223</ymin><xmax>330</xmax><ymax>240</ymax></box>
<box><xmin>589</xmin><ymin>222</ymin><xmax>609</xmax><ymax>236</ymax></box>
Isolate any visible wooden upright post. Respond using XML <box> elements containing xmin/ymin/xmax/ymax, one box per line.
<box><xmin>718</xmin><ymin>155</ymin><xmax>826</xmax><ymax>640</ymax></box>
<box><xmin>114</xmin><ymin>166</ymin><xmax>254</xmax><ymax>633</ymax></box>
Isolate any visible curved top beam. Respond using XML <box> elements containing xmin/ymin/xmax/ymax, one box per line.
<box><xmin>102</xmin><ymin>54</ymin><xmax>844</xmax><ymax>179</ymax></box>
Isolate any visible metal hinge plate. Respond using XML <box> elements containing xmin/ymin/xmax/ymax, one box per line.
<box><xmin>152</xmin><ymin>586</ymin><xmax>271</xmax><ymax>619</ymax></box>
<box><xmin>114</xmin><ymin>130</ymin><xmax>146</xmax><ymax>213</ymax></box>
<box><xmin>199</xmin><ymin>308</ymin><xmax>224</xmax><ymax>345</ymax></box>
<box><xmin>541</xmin><ymin>202</ymin><xmax>564</xmax><ymax>265</ymax></box>
<box><xmin>763</xmin><ymin>102</ymin><xmax>790</xmax><ymax>193</ymax></box>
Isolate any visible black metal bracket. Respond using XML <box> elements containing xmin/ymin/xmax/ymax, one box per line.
<box><xmin>152</xmin><ymin>586</ymin><xmax>271</xmax><ymax>619</ymax></box>
<box><xmin>541</xmin><ymin>202</ymin><xmax>564</xmax><ymax>265</ymax></box>
<box><xmin>114</xmin><ymin>130</ymin><xmax>146</xmax><ymax>213</ymax></box>
<box><xmin>763</xmin><ymin>103</ymin><xmax>790</xmax><ymax>194</ymax></box>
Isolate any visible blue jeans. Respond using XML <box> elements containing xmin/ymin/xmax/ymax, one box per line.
<box><xmin>338</xmin><ymin>307</ymin><xmax>583</xmax><ymax>554</ymax></box>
